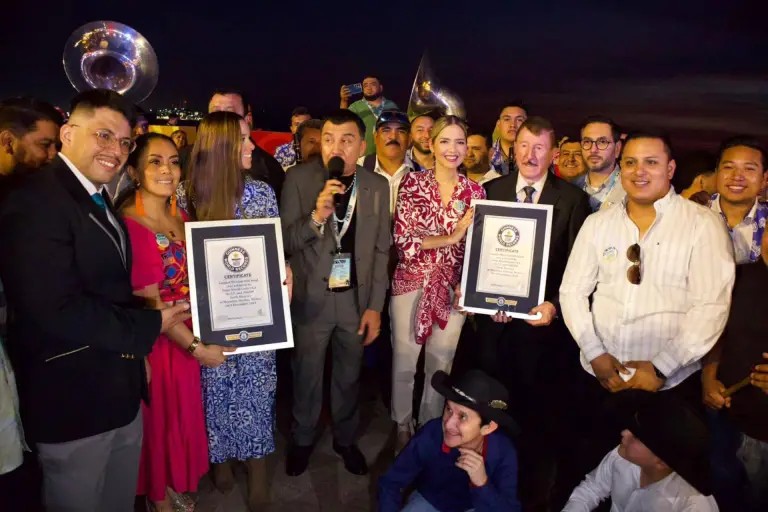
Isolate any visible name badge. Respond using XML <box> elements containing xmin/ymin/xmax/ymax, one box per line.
<box><xmin>329</xmin><ymin>252</ymin><xmax>352</xmax><ymax>289</ymax></box>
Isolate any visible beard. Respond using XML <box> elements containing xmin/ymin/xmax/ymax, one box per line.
<box><xmin>412</xmin><ymin>141</ymin><xmax>430</xmax><ymax>155</ymax></box>
<box><xmin>364</xmin><ymin>91</ymin><xmax>382</xmax><ymax>101</ymax></box>
<box><xmin>587</xmin><ymin>156</ymin><xmax>615</xmax><ymax>174</ymax></box>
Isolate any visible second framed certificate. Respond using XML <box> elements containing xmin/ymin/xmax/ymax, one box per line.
<box><xmin>459</xmin><ymin>199</ymin><xmax>553</xmax><ymax>319</ymax></box>
<box><xmin>186</xmin><ymin>218</ymin><xmax>293</xmax><ymax>354</ymax></box>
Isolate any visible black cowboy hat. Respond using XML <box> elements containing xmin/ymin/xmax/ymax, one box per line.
<box><xmin>431</xmin><ymin>370</ymin><xmax>519</xmax><ymax>436</ymax></box>
<box><xmin>611</xmin><ymin>391</ymin><xmax>712</xmax><ymax>496</ymax></box>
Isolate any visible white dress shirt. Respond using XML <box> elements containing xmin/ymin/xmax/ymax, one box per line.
<box><xmin>514</xmin><ymin>172</ymin><xmax>548</xmax><ymax>204</ymax></box>
<box><xmin>709</xmin><ymin>194</ymin><xmax>765</xmax><ymax>265</ymax></box>
<box><xmin>559</xmin><ymin>189</ymin><xmax>735</xmax><ymax>388</ymax></box>
<box><xmin>59</xmin><ymin>153</ymin><xmax>127</xmax><ymax>259</ymax></box>
<box><xmin>563</xmin><ymin>448</ymin><xmax>719</xmax><ymax>512</ymax></box>
<box><xmin>359</xmin><ymin>156</ymin><xmax>413</xmax><ymax>214</ymax></box>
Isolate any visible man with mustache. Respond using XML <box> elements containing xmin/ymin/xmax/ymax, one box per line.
<box><xmin>340</xmin><ymin>75</ymin><xmax>398</xmax><ymax>156</ymax></box>
<box><xmin>577</xmin><ymin>116</ymin><xmax>626</xmax><ymax>211</ymax></box>
<box><xmin>706</xmin><ymin>136</ymin><xmax>768</xmax><ymax>264</ymax></box>
<box><xmin>408</xmin><ymin>112</ymin><xmax>436</xmax><ymax>172</ymax></box>
<box><xmin>464</xmin><ymin>131</ymin><xmax>500</xmax><ymax>185</ymax></box>
<box><xmin>489</xmin><ymin>102</ymin><xmax>527</xmax><ymax>175</ymax></box>
<box><xmin>360</xmin><ymin>110</ymin><xmax>414</xmax><ymax>214</ymax></box>
<box><xmin>473</xmin><ymin>117</ymin><xmax>592</xmax><ymax>510</ymax></box>
<box><xmin>557</xmin><ymin>137</ymin><xmax>587</xmax><ymax>182</ymax></box>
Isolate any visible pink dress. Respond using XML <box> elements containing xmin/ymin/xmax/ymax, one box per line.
<box><xmin>125</xmin><ymin>217</ymin><xmax>209</xmax><ymax>501</ymax></box>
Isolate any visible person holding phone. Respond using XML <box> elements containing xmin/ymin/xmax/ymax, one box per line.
<box><xmin>339</xmin><ymin>75</ymin><xmax>398</xmax><ymax>156</ymax></box>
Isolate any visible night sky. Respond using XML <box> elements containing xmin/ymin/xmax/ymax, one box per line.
<box><xmin>3</xmin><ymin>0</ymin><xmax>766</xmax><ymax>152</ymax></box>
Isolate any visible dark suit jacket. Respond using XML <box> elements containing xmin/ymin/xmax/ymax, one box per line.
<box><xmin>0</xmin><ymin>156</ymin><xmax>161</xmax><ymax>443</ymax></box>
<box><xmin>475</xmin><ymin>171</ymin><xmax>591</xmax><ymax>390</ymax></box>
<box><xmin>280</xmin><ymin>160</ymin><xmax>391</xmax><ymax>323</ymax></box>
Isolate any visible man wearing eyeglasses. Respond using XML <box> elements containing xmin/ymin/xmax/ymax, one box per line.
<box><xmin>0</xmin><ymin>89</ymin><xmax>189</xmax><ymax>511</ymax></box>
<box><xmin>558</xmin><ymin>131</ymin><xmax>735</xmax><ymax>492</ymax></box>
<box><xmin>576</xmin><ymin>116</ymin><xmax>626</xmax><ymax>211</ymax></box>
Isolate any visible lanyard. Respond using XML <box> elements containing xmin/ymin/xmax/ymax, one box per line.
<box><xmin>331</xmin><ymin>175</ymin><xmax>358</xmax><ymax>251</ymax></box>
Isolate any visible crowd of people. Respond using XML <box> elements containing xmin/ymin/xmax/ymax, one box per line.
<box><xmin>0</xmin><ymin>72</ymin><xmax>767</xmax><ymax>512</ymax></box>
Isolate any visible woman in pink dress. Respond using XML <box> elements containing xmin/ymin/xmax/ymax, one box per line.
<box><xmin>390</xmin><ymin>116</ymin><xmax>486</xmax><ymax>451</ymax></box>
<box><xmin>118</xmin><ymin>133</ymin><xmax>230</xmax><ymax>512</ymax></box>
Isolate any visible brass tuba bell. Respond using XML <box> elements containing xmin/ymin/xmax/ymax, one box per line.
<box><xmin>407</xmin><ymin>53</ymin><xmax>465</xmax><ymax>121</ymax></box>
<box><xmin>63</xmin><ymin>21</ymin><xmax>159</xmax><ymax>103</ymax></box>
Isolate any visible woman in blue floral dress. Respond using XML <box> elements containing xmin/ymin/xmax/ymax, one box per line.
<box><xmin>177</xmin><ymin>111</ymin><xmax>288</xmax><ymax>510</ymax></box>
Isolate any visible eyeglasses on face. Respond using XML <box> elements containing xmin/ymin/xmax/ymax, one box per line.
<box><xmin>581</xmin><ymin>138</ymin><xmax>613</xmax><ymax>151</ymax></box>
<box><xmin>69</xmin><ymin>124</ymin><xmax>136</xmax><ymax>154</ymax></box>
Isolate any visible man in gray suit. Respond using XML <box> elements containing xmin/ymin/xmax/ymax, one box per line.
<box><xmin>281</xmin><ymin>109</ymin><xmax>391</xmax><ymax>477</ymax></box>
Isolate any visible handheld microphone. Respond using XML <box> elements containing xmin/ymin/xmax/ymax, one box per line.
<box><xmin>327</xmin><ymin>156</ymin><xmax>345</xmax><ymax>206</ymax></box>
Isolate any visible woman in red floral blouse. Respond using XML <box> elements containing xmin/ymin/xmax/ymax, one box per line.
<box><xmin>390</xmin><ymin>116</ymin><xmax>486</xmax><ymax>449</ymax></box>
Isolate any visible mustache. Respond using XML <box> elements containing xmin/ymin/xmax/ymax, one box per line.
<box><xmin>386</xmin><ymin>140</ymin><xmax>401</xmax><ymax>147</ymax></box>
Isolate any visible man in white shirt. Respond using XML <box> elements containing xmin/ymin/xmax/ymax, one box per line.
<box><xmin>358</xmin><ymin>109</ymin><xmax>414</xmax><ymax>215</ymax></box>
<box><xmin>564</xmin><ymin>394</ymin><xmax>719</xmax><ymax>511</ymax></box>
<box><xmin>707</xmin><ymin>136</ymin><xmax>768</xmax><ymax>264</ymax></box>
<box><xmin>559</xmin><ymin>132</ymin><xmax>735</xmax><ymax>485</ymax></box>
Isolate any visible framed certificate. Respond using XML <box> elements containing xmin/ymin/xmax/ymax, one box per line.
<box><xmin>185</xmin><ymin>219</ymin><xmax>293</xmax><ymax>354</ymax></box>
<box><xmin>459</xmin><ymin>200</ymin><xmax>553</xmax><ymax>319</ymax></box>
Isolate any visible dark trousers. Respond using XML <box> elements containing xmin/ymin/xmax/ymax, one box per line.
<box><xmin>0</xmin><ymin>451</ymin><xmax>43</xmax><ymax>511</ymax></box>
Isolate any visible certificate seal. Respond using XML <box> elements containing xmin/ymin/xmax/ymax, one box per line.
<box><xmin>238</xmin><ymin>330</ymin><xmax>249</xmax><ymax>342</ymax></box>
<box><xmin>496</xmin><ymin>297</ymin><xmax>506</xmax><ymax>308</ymax></box>
<box><xmin>497</xmin><ymin>225</ymin><xmax>520</xmax><ymax>247</ymax></box>
<box><xmin>452</xmin><ymin>199</ymin><xmax>466</xmax><ymax>214</ymax></box>
<box><xmin>223</xmin><ymin>247</ymin><xmax>250</xmax><ymax>272</ymax></box>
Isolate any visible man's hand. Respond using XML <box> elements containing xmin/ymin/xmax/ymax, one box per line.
<box><xmin>284</xmin><ymin>263</ymin><xmax>293</xmax><ymax>303</ymax></box>
<box><xmin>160</xmin><ymin>302</ymin><xmax>191</xmax><ymax>333</ymax></box>
<box><xmin>456</xmin><ymin>448</ymin><xmax>488</xmax><ymax>487</ymax></box>
<box><xmin>339</xmin><ymin>85</ymin><xmax>351</xmax><ymax>108</ymax></box>
<box><xmin>358</xmin><ymin>309</ymin><xmax>381</xmax><ymax>346</ymax></box>
<box><xmin>525</xmin><ymin>301</ymin><xmax>556</xmax><ymax>327</ymax></box>
<box><xmin>491</xmin><ymin>310</ymin><xmax>513</xmax><ymax>324</ymax></box>
<box><xmin>314</xmin><ymin>179</ymin><xmax>346</xmax><ymax>223</ymax></box>
<box><xmin>702</xmin><ymin>374</ymin><xmax>731</xmax><ymax>409</ymax></box>
<box><xmin>751</xmin><ymin>352</ymin><xmax>768</xmax><ymax>395</ymax></box>
<box><xmin>625</xmin><ymin>361</ymin><xmax>664</xmax><ymax>392</ymax></box>
<box><xmin>590</xmin><ymin>353</ymin><xmax>630</xmax><ymax>392</ymax></box>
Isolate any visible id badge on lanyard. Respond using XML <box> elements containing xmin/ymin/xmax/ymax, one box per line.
<box><xmin>328</xmin><ymin>177</ymin><xmax>357</xmax><ymax>289</ymax></box>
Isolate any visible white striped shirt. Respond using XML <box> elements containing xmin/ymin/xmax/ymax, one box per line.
<box><xmin>559</xmin><ymin>189</ymin><xmax>735</xmax><ymax>388</ymax></box>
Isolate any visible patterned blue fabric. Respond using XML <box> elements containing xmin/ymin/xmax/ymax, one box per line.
<box><xmin>273</xmin><ymin>142</ymin><xmax>297</xmax><ymax>168</ymax></box>
<box><xmin>177</xmin><ymin>174</ymin><xmax>279</xmax><ymax>462</ymax></box>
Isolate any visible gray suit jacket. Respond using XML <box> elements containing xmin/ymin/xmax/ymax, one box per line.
<box><xmin>281</xmin><ymin>161</ymin><xmax>391</xmax><ymax>323</ymax></box>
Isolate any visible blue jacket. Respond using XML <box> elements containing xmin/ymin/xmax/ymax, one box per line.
<box><xmin>378</xmin><ymin>418</ymin><xmax>521</xmax><ymax>512</ymax></box>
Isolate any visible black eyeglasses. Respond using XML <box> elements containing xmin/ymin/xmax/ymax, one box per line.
<box><xmin>581</xmin><ymin>138</ymin><xmax>613</xmax><ymax>151</ymax></box>
<box><xmin>627</xmin><ymin>243</ymin><xmax>641</xmax><ymax>285</ymax></box>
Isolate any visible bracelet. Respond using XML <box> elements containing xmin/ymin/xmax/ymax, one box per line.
<box><xmin>310</xmin><ymin>210</ymin><xmax>326</xmax><ymax>227</ymax></box>
<box><xmin>187</xmin><ymin>337</ymin><xmax>201</xmax><ymax>355</ymax></box>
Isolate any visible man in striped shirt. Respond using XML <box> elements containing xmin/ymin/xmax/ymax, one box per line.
<box><xmin>559</xmin><ymin>132</ymin><xmax>735</xmax><ymax>482</ymax></box>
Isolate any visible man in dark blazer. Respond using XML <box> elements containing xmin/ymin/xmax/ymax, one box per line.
<box><xmin>471</xmin><ymin>117</ymin><xmax>592</xmax><ymax>511</ymax></box>
<box><xmin>0</xmin><ymin>89</ymin><xmax>188</xmax><ymax>512</ymax></box>
<box><xmin>281</xmin><ymin>109</ymin><xmax>391</xmax><ymax>477</ymax></box>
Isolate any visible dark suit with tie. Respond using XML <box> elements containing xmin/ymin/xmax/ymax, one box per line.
<box><xmin>472</xmin><ymin>171</ymin><xmax>591</xmax><ymax>511</ymax></box>
<box><xmin>0</xmin><ymin>155</ymin><xmax>161</xmax><ymax>510</ymax></box>
<box><xmin>281</xmin><ymin>160</ymin><xmax>390</xmax><ymax>446</ymax></box>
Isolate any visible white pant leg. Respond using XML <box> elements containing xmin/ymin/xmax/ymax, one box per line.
<box><xmin>390</xmin><ymin>289</ymin><xmax>422</xmax><ymax>426</ymax></box>
<box><xmin>419</xmin><ymin>307</ymin><xmax>465</xmax><ymax>424</ymax></box>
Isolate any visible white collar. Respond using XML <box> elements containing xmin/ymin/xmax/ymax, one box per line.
<box><xmin>515</xmin><ymin>172</ymin><xmax>548</xmax><ymax>194</ymax></box>
<box><xmin>59</xmin><ymin>153</ymin><xmax>105</xmax><ymax>196</ymax></box>
<box><xmin>710</xmin><ymin>193</ymin><xmax>760</xmax><ymax>222</ymax></box>
<box><xmin>374</xmin><ymin>157</ymin><xmax>411</xmax><ymax>178</ymax></box>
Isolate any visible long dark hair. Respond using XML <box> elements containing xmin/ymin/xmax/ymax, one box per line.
<box><xmin>184</xmin><ymin>111</ymin><xmax>245</xmax><ymax>221</ymax></box>
<box><xmin>114</xmin><ymin>132</ymin><xmax>177</xmax><ymax>210</ymax></box>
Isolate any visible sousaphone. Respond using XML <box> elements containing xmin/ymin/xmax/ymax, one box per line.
<box><xmin>407</xmin><ymin>53</ymin><xmax>465</xmax><ymax>121</ymax></box>
<box><xmin>63</xmin><ymin>21</ymin><xmax>158</xmax><ymax>103</ymax></box>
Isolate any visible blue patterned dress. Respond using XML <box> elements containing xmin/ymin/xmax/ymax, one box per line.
<box><xmin>177</xmin><ymin>175</ymin><xmax>280</xmax><ymax>462</ymax></box>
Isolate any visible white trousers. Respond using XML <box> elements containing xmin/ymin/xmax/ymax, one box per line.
<box><xmin>390</xmin><ymin>288</ymin><xmax>465</xmax><ymax>426</ymax></box>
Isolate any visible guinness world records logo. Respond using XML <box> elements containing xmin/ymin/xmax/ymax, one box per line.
<box><xmin>497</xmin><ymin>225</ymin><xmax>520</xmax><ymax>247</ymax></box>
<box><xmin>223</xmin><ymin>246</ymin><xmax>250</xmax><ymax>272</ymax></box>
